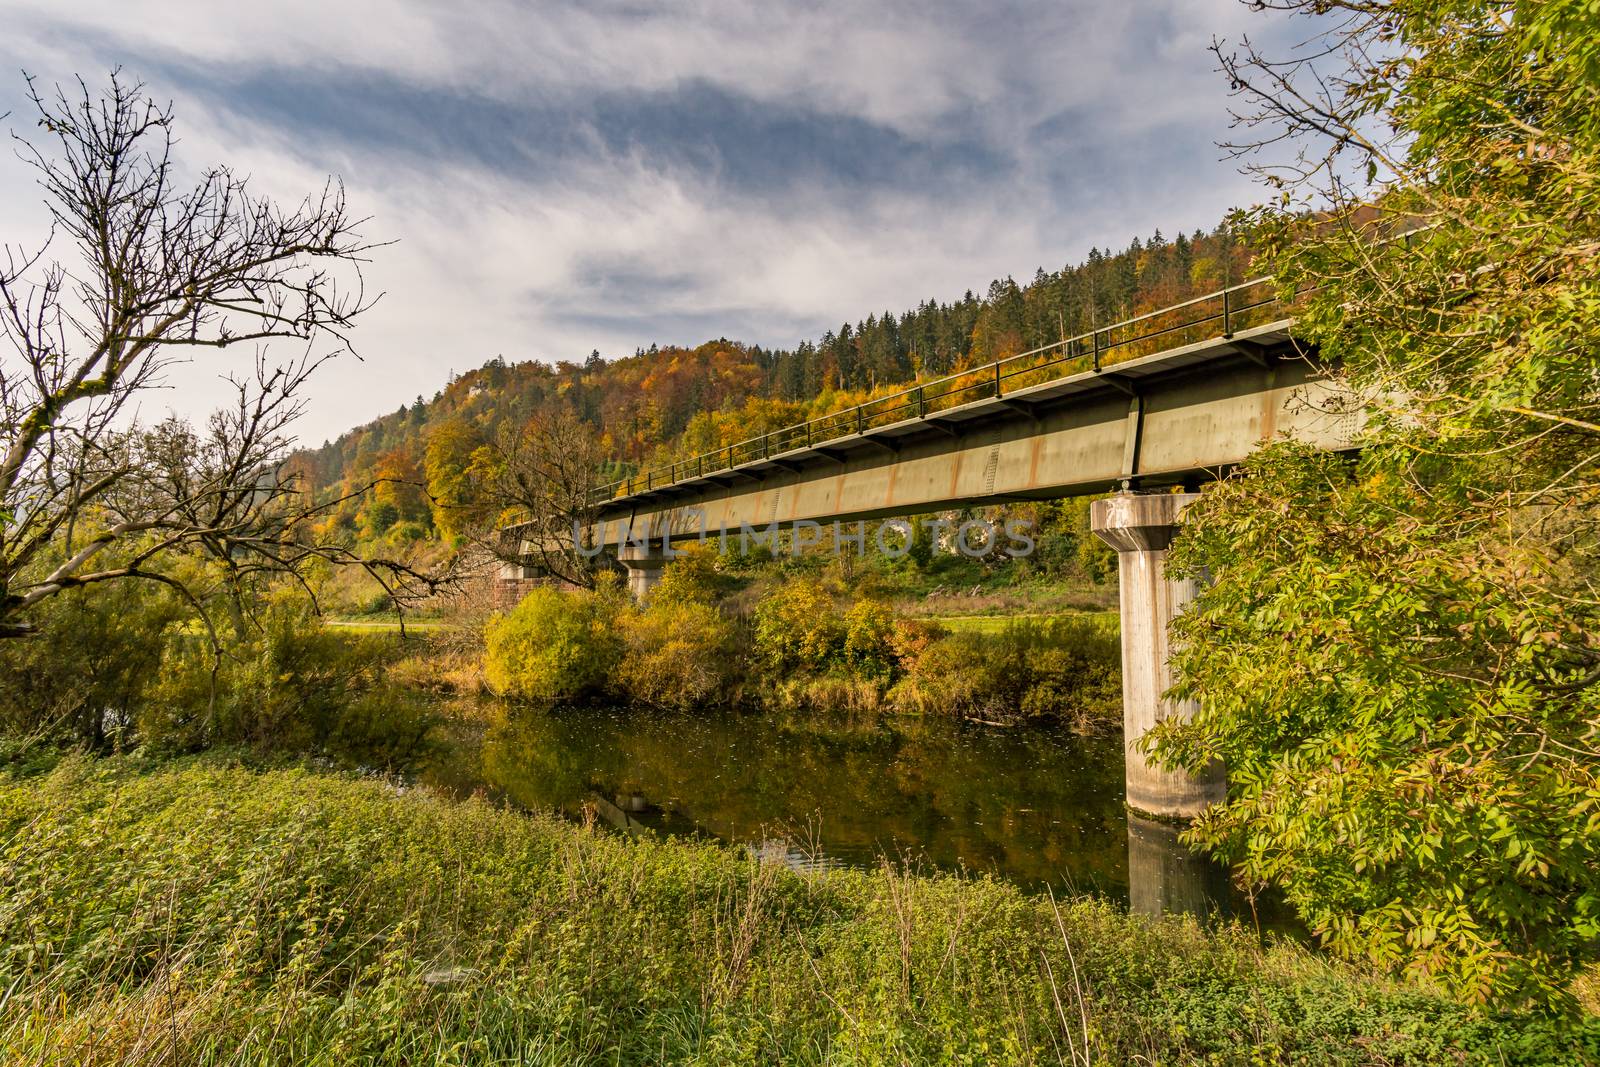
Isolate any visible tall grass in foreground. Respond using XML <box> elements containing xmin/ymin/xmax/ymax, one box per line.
<box><xmin>0</xmin><ymin>755</ymin><xmax>1592</xmax><ymax>1065</ymax></box>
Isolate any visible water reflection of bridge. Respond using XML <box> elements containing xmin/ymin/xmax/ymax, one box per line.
<box><xmin>580</xmin><ymin>785</ymin><xmax>1232</xmax><ymax>921</ymax></box>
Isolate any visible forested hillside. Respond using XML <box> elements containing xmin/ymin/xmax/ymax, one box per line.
<box><xmin>298</xmin><ymin>221</ymin><xmax>1253</xmax><ymax>542</ymax></box>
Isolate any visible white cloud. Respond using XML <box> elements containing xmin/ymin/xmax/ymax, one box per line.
<box><xmin>0</xmin><ymin>0</ymin><xmax>1289</xmax><ymax>443</ymax></box>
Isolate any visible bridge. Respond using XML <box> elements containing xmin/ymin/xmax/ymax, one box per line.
<box><xmin>502</xmin><ymin>276</ymin><xmax>1360</xmax><ymax>819</ymax></box>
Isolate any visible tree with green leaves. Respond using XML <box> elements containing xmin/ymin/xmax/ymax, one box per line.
<box><xmin>1149</xmin><ymin>0</ymin><xmax>1600</xmax><ymax>1008</ymax></box>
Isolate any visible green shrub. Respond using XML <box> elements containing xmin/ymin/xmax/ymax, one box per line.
<box><xmin>141</xmin><ymin>593</ymin><xmax>437</xmax><ymax>765</ymax></box>
<box><xmin>484</xmin><ymin>568</ymin><xmax>739</xmax><ymax>712</ymax></box>
<box><xmin>741</xmin><ymin>589</ymin><xmax>1120</xmax><ymax>724</ymax></box>
<box><xmin>0</xmin><ymin>566</ymin><xmax>437</xmax><ymax>763</ymax></box>
<box><xmin>1069</xmin><ymin>498</ymin><xmax>1117</xmax><ymax>583</ymax></box>
<box><xmin>1026</xmin><ymin>616</ymin><xmax>1120</xmax><ymax>725</ymax></box>
<box><xmin>483</xmin><ymin>585</ymin><xmax>622</xmax><ymax>703</ymax></box>
<box><xmin>906</xmin><ymin>514</ymin><xmax>936</xmax><ymax>568</ymax></box>
<box><xmin>650</xmin><ymin>547</ymin><xmax>727</xmax><ymax>605</ymax></box>
<box><xmin>365</xmin><ymin>499</ymin><xmax>400</xmax><ymax>534</ymax></box>
<box><xmin>752</xmin><ymin>577</ymin><xmax>843</xmax><ymax>671</ymax></box>
<box><xmin>1026</xmin><ymin>530</ymin><xmax>1078</xmax><ymax>576</ymax></box>
<box><xmin>1162</xmin><ymin>447</ymin><xmax>1600</xmax><ymax>1007</ymax></box>
<box><xmin>892</xmin><ymin>615</ymin><xmax>1121</xmax><ymax>728</ymax></box>
<box><xmin>841</xmin><ymin>598</ymin><xmax>896</xmax><ymax>677</ymax></box>
<box><xmin>891</xmin><ymin>631</ymin><xmax>988</xmax><ymax>715</ymax></box>
<box><xmin>0</xmin><ymin>580</ymin><xmax>187</xmax><ymax>749</ymax></box>
<box><xmin>616</xmin><ymin>598</ymin><xmax>737</xmax><ymax>710</ymax></box>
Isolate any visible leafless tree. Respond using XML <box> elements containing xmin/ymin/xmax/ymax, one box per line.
<box><xmin>1211</xmin><ymin>4</ymin><xmax>1414</xmax><ymax>214</ymax></box>
<box><xmin>474</xmin><ymin>405</ymin><xmax>608</xmax><ymax>588</ymax></box>
<box><xmin>0</xmin><ymin>71</ymin><xmax>440</xmax><ymax>638</ymax></box>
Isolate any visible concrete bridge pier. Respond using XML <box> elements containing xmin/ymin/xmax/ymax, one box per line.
<box><xmin>618</xmin><ymin>544</ymin><xmax>669</xmax><ymax>601</ymax></box>
<box><xmin>1091</xmin><ymin>491</ymin><xmax>1226</xmax><ymax>820</ymax></box>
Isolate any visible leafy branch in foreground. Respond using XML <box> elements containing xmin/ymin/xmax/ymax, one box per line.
<box><xmin>0</xmin><ymin>71</ymin><xmax>442</xmax><ymax>639</ymax></box>
<box><xmin>1151</xmin><ymin>0</ymin><xmax>1600</xmax><ymax>1008</ymax></box>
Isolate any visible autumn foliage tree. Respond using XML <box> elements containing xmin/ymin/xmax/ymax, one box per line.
<box><xmin>304</xmin><ymin>226</ymin><xmax>1258</xmax><ymax>530</ymax></box>
<box><xmin>423</xmin><ymin>418</ymin><xmax>487</xmax><ymax>540</ymax></box>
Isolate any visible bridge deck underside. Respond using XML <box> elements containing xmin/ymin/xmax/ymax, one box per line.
<box><xmin>563</xmin><ymin>322</ymin><xmax>1357</xmax><ymax>549</ymax></box>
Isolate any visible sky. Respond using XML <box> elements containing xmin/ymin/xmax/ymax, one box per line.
<box><xmin>0</xmin><ymin>0</ymin><xmax>1312</xmax><ymax>445</ymax></box>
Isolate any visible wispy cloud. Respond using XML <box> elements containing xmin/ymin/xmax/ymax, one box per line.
<box><xmin>0</xmin><ymin>0</ymin><xmax>1305</xmax><ymax>442</ymax></box>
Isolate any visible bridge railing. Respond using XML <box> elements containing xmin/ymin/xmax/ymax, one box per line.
<box><xmin>593</xmin><ymin>273</ymin><xmax>1293</xmax><ymax>504</ymax></box>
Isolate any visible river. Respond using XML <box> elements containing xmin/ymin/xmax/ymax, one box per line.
<box><xmin>423</xmin><ymin>701</ymin><xmax>1292</xmax><ymax>930</ymax></box>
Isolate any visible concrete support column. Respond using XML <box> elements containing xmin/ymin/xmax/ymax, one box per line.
<box><xmin>1091</xmin><ymin>491</ymin><xmax>1225</xmax><ymax>820</ymax></box>
<box><xmin>618</xmin><ymin>544</ymin><xmax>669</xmax><ymax>601</ymax></box>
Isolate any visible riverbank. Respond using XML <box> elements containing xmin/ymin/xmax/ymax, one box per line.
<box><xmin>2</xmin><ymin>753</ymin><xmax>1591</xmax><ymax>1066</ymax></box>
<box><xmin>482</xmin><ymin>575</ymin><xmax>1123</xmax><ymax>730</ymax></box>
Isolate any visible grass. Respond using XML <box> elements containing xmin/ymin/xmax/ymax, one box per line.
<box><xmin>324</xmin><ymin>615</ymin><xmax>452</xmax><ymax>632</ymax></box>
<box><xmin>1</xmin><ymin>753</ymin><xmax>1593</xmax><ymax>1065</ymax></box>
<box><xmin>932</xmin><ymin>611</ymin><xmax>1118</xmax><ymax>635</ymax></box>
<box><xmin>876</xmin><ymin>561</ymin><xmax>1118</xmax><ymax>619</ymax></box>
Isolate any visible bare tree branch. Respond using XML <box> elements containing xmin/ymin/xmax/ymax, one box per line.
<box><xmin>469</xmin><ymin>405</ymin><xmax>607</xmax><ymax>589</ymax></box>
<box><xmin>0</xmin><ymin>71</ymin><xmax>441</xmax><ymax>637</ymax></box>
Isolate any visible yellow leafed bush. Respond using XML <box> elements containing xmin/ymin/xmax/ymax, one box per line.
<box><xmin>482</xmin><ymin>585</ymin><xmax>622</xmax><ymax>703</ymax></box>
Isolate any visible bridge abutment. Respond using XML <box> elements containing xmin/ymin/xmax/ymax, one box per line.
<box><xmin>1091</xmin><ymin>491</ymin><xmax>1226</xmax><ymax>820</ymax></box>
<box><xmin>619</xmin><ymin>544</ymin><xmax>669</xmax><ymax>601</ymax></box>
